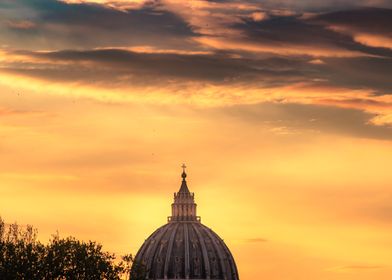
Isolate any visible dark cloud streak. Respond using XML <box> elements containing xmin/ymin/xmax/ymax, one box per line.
<box><xmin>314</xmin><ymin>7</ymin><xmax>392</xmax><ymax>35</ymax></box>
<box><xmin>3</xmin><ymin>49</ymin><xmax>314</xmax><ymax>85</ymax></box>
<box><xmin>5</xmin><ymin>47</ymin><xmax>392</xmax><ymax>95</ymax></box>
<box><xmin>222</xmin><ymin>102</ymin><xmax>392</xmax><ymax>140</ymax></box>
<box><xmin>0</xmin><ymin>0</ymin><xmax>196</xmax><ymax>50</ymax></box>
<box><xmin>234</xmin><ymin>12</ymin><xmax>392</xmax><ymax>58</ymax></box>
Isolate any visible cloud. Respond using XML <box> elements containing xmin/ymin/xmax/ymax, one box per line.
<box><xmin>314</xmin><ymin>7</ymin><xmax>392</xmax><ymax>35</ymax></box>
<box><xmin>0</xmin><ymin>172</ymin><xmax>78</xmax><ymax>182</ymax></box>
<box><xmin>54</xmin><ymin>0</ymin><xmax>392</xmax><ymax>12</ymax></box>
<box><xmin>3</xmin><ymin>46</ymin><xmax>392</xmax><ymax>98</ymax></box>
<box><xmin>232</xmin><ymin>12</ymin><xmax>392</xmax><ymax>58</ymax></box>
<box><xmin>0</xmin><ymin>48</ymin><xmax>313</xmax><ymax>86</ymax></box>
<box><xmin>245</xmin><ymin>237</ymin><xmax>268</xmax><ymax>243</ymax></box>
<box><xmin>311</xmin><ymin>8</ymin><xmax>392</xmax><ymax>52</ymax></box>
<box><xmin>247</xmin><ymin>0</ymin><xmax>392</xmax><ymax>11</ymax></box>
<box><xmin>313</xmin><ymin>56</ymin><xmax>392</xmax><ymax>94</ymax></box>
<box><xmin>2</xmin><ymin>46</ymin><xmax>392</xmax><ymax>128</ymax></box>
<box><xmin>308</xmin><ymin>59</ymin><xmax>325</xmax><ymax>65</ymax></box>
<box><xmin>222</xmin><ymin>102</ymin><xmax>392</xmax><ymax>140</ymax></box>
<box><xmin>1</xmin><ymin>1</ymin><xmax>392</xmax><ymax>132</ymax></box>
<box><xmin>159</xmin><ymin>0</ymin><xmax>261</xmax><ymax>37</ymax></box>
<box><xmin>59</xmin><ymin>0</ymin><xmax>150</xmax><ymax>10</ymax></box>
<box><xmin>0</xmin><ymin>49</ymin><xmax>252</xmax><ymax>84</ymax></box>
<box><xmin>0</xmin><ymin>0</ymin><xmax>196</xmax><ymax>50</ymax></box>
<box><xmin>6</xmin><ymin>20</ymin><xmax>37</xmax><ymax>30</ymax></box>
<box><xmin>0</xmin><ymin>107</ymin><xmax>21</xmax><ymax>116</ymax></box>
<box><xmin>2</xmin><ymin>1</ymin><xmax>392</xmax><ymax>61</ymax></box>
<box><xmin>354</xmin><ymin>34</ymin><xmax>392</xmax><ymax>49</ymax></box>
<box><xmin>251</xmin><ymin>11</ymin><xmax>269</xmax><ymax>21</ymax></box>
<box><xmin>329</xmin><ymin>264</ymin><xmax>386</xmax><ymax>271</ymax></box>
<box><xmin>0</xmin><ymin>106</ymin><xmax>45</xmax><ymax>117</ymax></box>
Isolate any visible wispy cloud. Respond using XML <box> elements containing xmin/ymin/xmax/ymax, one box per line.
<box><xmin>245</xmin><ymin>237</ymin><xmax>268</xmax><ymax>243</ymax></box>
<box><xmin>328</xmin><ymin>264</ymin><xmax>386</xmax><ymax>272</ymax></box>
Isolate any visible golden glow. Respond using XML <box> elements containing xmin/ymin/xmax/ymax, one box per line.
<box><xmin>1</xmin><ymin>2</ymin><xmax>392</xmax><ymax>279</ymax></box>
<box><xmin>1</xmin><ymin>76</ymin><xmax>392</xmax><ymax>279</ymax></box>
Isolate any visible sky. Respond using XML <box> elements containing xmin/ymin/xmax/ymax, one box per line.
<box><xmin>1</xmin><ymin>0</ymin><xmax>392</xmax><ymax>279</ymax></box>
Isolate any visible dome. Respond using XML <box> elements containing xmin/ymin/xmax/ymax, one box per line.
<box><xmin>132</xmin><ymin>166</ymin><xmax>239</xmax><ymax>280</ymax></box>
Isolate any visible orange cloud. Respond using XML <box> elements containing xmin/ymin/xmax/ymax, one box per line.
<box><xmin>159</xmin><ymin>0</ymin><xmax>260</xmax><ymax>36</ymax></box>
<box><xmin>354</xmin><ymin>33</ymin><xmax>392</xmax><ymax>49</ymax></box>
<box><xmin>97</xmin><ymin>45</ymin><xmax>213</xmax><ymax>55</ymax></box>
<box><xmin>327</xmin><ymin>24</ymin><xmax>392</xmax><ymax>50</ymax></box>
<box><xmin>251</xmin><ymin>11</ymin><xmax>269</xmax><ymax>22</ymax></box>
<box><xmin>59</xmin><ymin>0</ymin><xmax>149</xmax><ymax>10</ymax></box>
<box><xmin>6</xmin><ymin>20</ymin><xmax>36</xmax><ymax>30</ymax></box>
<box><xmin>309</xmin><ymin>58</ymin><xmax>326</xmax><ymax>65</ymax></box>
<box><xmin>194</xmin><ymin>36</ymin><xmax>369</xmax><ymax>58</ymax></box>
<box><xmin>2</xmin><ymin>51</ymin><xmax>392</xmax><ymax>127</ymax></box>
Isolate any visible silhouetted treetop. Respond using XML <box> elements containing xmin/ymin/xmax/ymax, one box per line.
<box><xmin>0</xmin><ymin>217</ymin><xmax>139</xmax><ymax>280</ymax></box>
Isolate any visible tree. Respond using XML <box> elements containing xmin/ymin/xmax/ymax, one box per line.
<box><xmin>0</xmin><ymin>217</ymin><xmax>141</xmax><ymax>280</ymax></box>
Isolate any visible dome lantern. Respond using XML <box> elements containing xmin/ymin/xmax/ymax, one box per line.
<box><xmin>169</xmin><ymin>164</ymin><xmax>199</xmax><ymax>222</ymax></box>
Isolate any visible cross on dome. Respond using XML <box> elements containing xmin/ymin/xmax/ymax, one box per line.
<box><xmin>181</xmin><ymin>163</ymin><xmax>187</xmax><ymax>179</ymax></box>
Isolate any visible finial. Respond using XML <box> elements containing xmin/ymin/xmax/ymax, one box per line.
<box><xmin>181</xmin><ymin>163</ymin><xmax>187</xmax><ymax>179</ymax></box>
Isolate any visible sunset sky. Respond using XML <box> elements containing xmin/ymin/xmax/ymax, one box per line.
<box><xmin>1</xmin><ymin>0</ymin><xmax>392</xmax><ymax>279</ymax></box>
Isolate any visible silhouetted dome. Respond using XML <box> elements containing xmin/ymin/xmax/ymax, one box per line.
<box><xmin>132</xmin><ymin>166</ymin><xmax>239</xmax><ymax>280</ymax></box>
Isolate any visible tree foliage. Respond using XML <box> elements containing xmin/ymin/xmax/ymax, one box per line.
<box><xmin>0</xmin><ymin>217</ymin><xmax>145</xmax><ymax>280</ymax></box>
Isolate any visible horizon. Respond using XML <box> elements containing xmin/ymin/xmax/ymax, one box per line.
<box><xmin>1</xmin><ymin>0</ymin><xmax>392</xmax><ymax>279</ymax></box>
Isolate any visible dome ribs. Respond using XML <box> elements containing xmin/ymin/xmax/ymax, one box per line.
<box><xmin>134</xmin><ymin>222</ymin><xmax>239</xmax><ymax>280</ymax></box>
<box><xmin>201</xmin><ymin>225</ymin><xmax>227</xmax><ymax>280</ymax></box>
<box><xmin>191</xmin><ymin>222</ymin><xmax>211</xmax><ymax>279</ymax></box>
<box><xmin>184</xmin><ymin>223</ymin><xmax>190</xmax><ymax>279</ymax></box>
<box><xmin>134</xmin><ymin>226</ymin><xmax>160</xmax><ymax>265</ymax></box>
<box><xmin>145</xmin><ymin>224</ymin><xmax>171</xmax><ymax>279</ymax></box>
<box><xmin>206</xmin><ymin>227</ymin><xmax>239</xmax><ymax>280</ymax></box>
<box><xmin>163</xmin><ymin>223</ymin><xmax>179</xmax><ymax>279</ymax></box>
